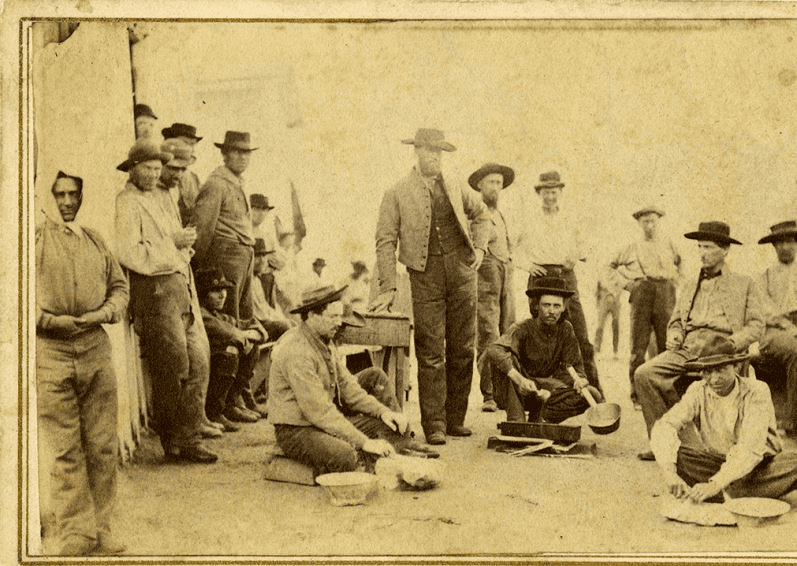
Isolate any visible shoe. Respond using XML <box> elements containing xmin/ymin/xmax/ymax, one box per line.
<box><xmin>426</xmin><ymin>431</ymin><xmax>447</xmax><ymax>445</ymax></box>
<box><xmin>58</xmin><ymin>536</ymin><xmax>98</xmax><ymax>556</ymax></box>
<box><xmin>253</xmin><ymin>405</ymin><xmax>268</xmax><ymax>419</ymax></box>
<box><xmin>242</xmin><ymin>407</ymin><xmax>262</xmax><ymax>420</ymax></box>
<box><xmin>225</xmin><ymin>406</ymin><xmax>258</xmax><ymax>423</ymax></box>
<box><xmin>94</xmin><ymin>533</ymin><xmax>126</xmax><ymax>555</ymax></box>
<box><xmin>204</xmin><ymin>418</ymin><xmax>224</xmax><ymax>431</ymax></box>
<box><xmin>481</xmin><ymin>400</ymin><xmax>497</xmax><ymax>413</ymax></box>
<box><xmin>200</xmin><ymin>423</ymin><xmax>223</xmax><ymax>438</ymax></box>
<box><xmin>210</xmin><ymin>414</ymin><xmax>240</xmax><ymax>432</ymax></box>
<box><xmin>178</xmin><ymin>444</ymin><xmax>219</xmax><ymax>463</ymax></box>
<box><xmin>446</xmin><ymin>425</ymin><xmax>472</xmax><ymax>437</ymax></box>
<box><xmin>637</xmin><ymin>451</ymin><xmax>655</xmax><ymax>461</ymax></box>
<box><xmin>399</xmin><ymin>440</ymin><xmax>440</xmax><ymax>459</ymax></box>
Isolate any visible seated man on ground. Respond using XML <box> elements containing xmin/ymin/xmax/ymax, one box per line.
<box><xmin>268</xmin><ymin>283</ymin><xmax>438</xmax><ymax>475</ymax></box>
<box><xmin>478</xmin><ymin>276</ymin><xmax>602</xmax><ymax>424</ymax></box>
<box><xmin>651</xmin><ymin>335</ymin><xmax>797</xmax><ymax>503</ymax></box>
<box><xmin>197</xmin><ymin>267</ymin><xmax>268</xmax><ymax>431</ymax></box>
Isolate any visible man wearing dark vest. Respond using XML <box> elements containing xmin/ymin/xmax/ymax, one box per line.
<box><xmin>374</xmin><ymin>128</ymin><xmax>490</xmax><ymax>445</ymax></box>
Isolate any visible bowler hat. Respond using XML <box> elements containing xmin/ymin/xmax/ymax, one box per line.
<box><xmin>758</xmin><ymin>220</ymin><xmax>797</xmax><ymax>245</ymax></box>
<box><xmin>161</xmin><ymin>122</ymin><xmax>203</xmax><ymax>141</ymax></box>
<box><xmin>525</xmin><ymin>276</ymin><xmax>575</xmax><ymax>298</ymax></box>
<box><xmin>117</xmin><ymin>139</ymin><xmax>172</xmax><ymax>172</ymax></box>
<box><xmin>214</xmin><ymin>131</ymin><xmax>258</xmax><ymax>152</ymax></box>
<box><xmin>684</xmin><ymin>221</ymin><xmax>742</xmax><ymax>246</ymax></box>
<box><xmin>195</xmin><ymin>267</ymin><xmax>236</xmax><ymax>296</ymax></box>
<box><xmin>401</xmin><ymin>128</ymin><xmax>456</xmax><ymax>152</ymax></box>
<box><xmin>468</xmin><ymin>163</ymin><xmax>515</xmax><ymax>191</ymax></box>
<box><xmin>683</xmin><ymin>335</ymin><xmax>749</xmax><ymax>371</ymax></box>
<box><xmin>134</xmin><ymin>103</ymin><xmax>157</xmax><ymax>120</ymax></box>
<box><xmin>313</xmin><ymin>258</ymin><xmax>327</xmax><ymax>267</ymax></box>
<box><xmin>250</xmin><ymin>194</ymin><xmax>274</xmax><ymax>210</ymax></box>
<box><xmin>534</xmin><ymin>171</ymin><xmax>565</xmax><ymax>191</ymax></box>
<box><xmin>632</xmin><ymin>206</ymin><xmax>665</xmax><ymax>220</ymax></box>
<box><xmin>161</xmin><ymin>139</ymin><xmax>196</xmax><ymax>167</ymax></box>
<box><xmin>290</xmin><ymin>283</ymin><xmax>348</xmax><ymax>314</ymax></box>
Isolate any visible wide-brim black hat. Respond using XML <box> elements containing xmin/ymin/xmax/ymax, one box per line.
<box><xmin>290</xmin><ymin>283</ymin><xmax>348</xmax><ymax>314</ymax></box>
<box><xmin>401</xmin><ymin>128</ymin><xmax>456</xmax><ymax>152</ymax></box>
<box><xmin>683</xmin><ymin>335</ymin><xmax>749</xmax><ymax>371</ymax></box>
<box><xmin>161</xmin><ymin>122</ymin><xmax>203</xmax><ymax>142</ymax></box>
<box><xmin>525</xmin><ymin>276</ymin><xmax>575</xmax><ymax>298</ymax></box>
<box><xmin>117</xmin><ymin>139</ymin><xmax>172</xmax><ymax>172</ymax></box>
<box><xmin>195</xmin><ymin>267</ymin><xmax>236</xmax><ymax>296</ymax></box>
<box><xmin>214</xmin><ymin>130</ymin><xmax>258</xmax><ymax>152</ymax></box>
<box><xmin>468</xmin><ymin>163</ymin><xmax>515</xmax><ymax>191</ymax></box>
<box><xmin>684</xmin><ymin>221</ymin><xmax>742</xmax><ymax>245</ymax></box>
<box><xmin>758</xmin><ymin>220</ymin><xmax>797</xmax><ymax>245</ymax></box>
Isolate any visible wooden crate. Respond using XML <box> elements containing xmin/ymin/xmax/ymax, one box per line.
<box><xmin>337</xmin><ymin>312</ymin><xmax>412</xmax><ymax>348</ymax></box>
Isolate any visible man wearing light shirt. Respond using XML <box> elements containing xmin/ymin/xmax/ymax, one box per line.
<box><xmin>513</xmin><ymin>170</ymin><xmax>600</xmax><ymax>391</ymax></box>
<box><xmin>609</xmin><ymin>206</ymin><xmax>681</xmax><ymax>406</ymax></box>
<box><xmin>115</xmin><ymin>139</ymin><xmax>218</xmax><ymax>463</ymax></box>
<box><xmin>651</xmin><ymin>335</ymin><xmax>797</xmax><ymax>503</ymax></box>
<box><xmin>751</xmin><ymin>220</ymin><xmax>797</xmax><ymax>437</ymax></box>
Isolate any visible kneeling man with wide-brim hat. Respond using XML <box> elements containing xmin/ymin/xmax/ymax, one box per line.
<box><xmin>478</xmin><ymin>276</ymin><xmax>603</xmax><ymax>424</ymax></box>
<box><xmin>268</xmin><ymin>283</ymin><xmax>438</xmax><ymax>474</ymax></box>
<box><xmin>651</xmin><ymin>335</ymin><xmax>797</xmax><ymax>503</ymax></box>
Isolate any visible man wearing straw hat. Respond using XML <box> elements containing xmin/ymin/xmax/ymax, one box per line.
<box><xmin>115</xmin><ymin>139</ymin><xmax>218</xmax><ymax>464</ymax></box>
<box><xmin>468</xmin><ymin>162</ymin><xmax>517</xmax><ymax>413</ymax></box>
<box><xmin>374</xmin><ymin>128</ymin><xmax>491</xmax><ymax>446</ymax></box>
<box><xmin>608</xmin><ymin>206</ymin><xmax>681</xmax><ymax>407</ymax></box>
<box><xmin>651</xmin><ymin>335</ymin><xmax>797</xmax><ymax>503</ymax></box>
<box><xmin>751</xmin><ymin>220</ymin><xmax>797</xmax><ymax>437</ymax></box>
<box><xmin>478</xmin><ymin>276</ymin><xmax>602</xmax><ymax>424</ymax></box>
<box><xmin>37</xmin><ymin>171</ymin><xmax>128</xmax><ymax>556</ymax></box>
<box><xmin>268</xmin><ymin>283</ymin><xmax>439</xmax><ymax>474</ymax></box>
<box><xmin>513</xmin><ymin>170</ymin><xmax>602</xmax><ymax>393</ymax></box>
<box><xmin>191</xmin><ymin>130</ymin><xmax>259</xmax><ymax>322</ymax></box>
<box><xmin>635</xmin><ymin>221</ymin><xmax>764</xmax><ymax>460</ymax></box>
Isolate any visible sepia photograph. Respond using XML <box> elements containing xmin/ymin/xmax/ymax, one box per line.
<box><xmin>6</xmin><ymin>3</ymin><xmax>797</xmax><ymax>563</ymax></box>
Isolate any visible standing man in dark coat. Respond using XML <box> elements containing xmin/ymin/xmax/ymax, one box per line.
<box><xmin>191</xmin><ymin>131</ymin><xmax>258</xmax><ymax>321</ymax></box>
<box><xmin>374</xmin><ymin>128</ymin><xmax>491</xmax><ymax>445</ymax></box>
<box><xmin>468</xmin><ymin>162</ymin><xmax>516</xmax><ymax>413</ymax></box>
<box><xmin>37</xmin><ymin>171</ymin><xmax>128</xmax><ymax>555</ymax></box>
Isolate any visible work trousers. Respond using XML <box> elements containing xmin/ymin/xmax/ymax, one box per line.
<box><xmin>635</xmin><ymin>329</ymin><xmax>732</xmax><ymax>436</ymax></box>
<box><xmin>36</xmin><ymin>328</ymin><xmax>118</xmax><ymax>551</ymax></box>
<box><xmin>676</xmin><ymin>445</ymin><xmax>797</xmax><ymax>500</ymax></box>
<box><xmin>527</xmin><ymin>266</ymin><xmax>601</xmax><ymax>392</ymax></box>
<box><xmin>409</xmin><ymin>251</ymin><xmax>477</xmax><ymax>436</ymax></box>
<box><xmin>201</xmin><ymin>236</ymin><xmax>254</xmax><ymax>321</ymax></box>
<box><xmin>274</xmin><ymin>368</ymin><xmax>409</xmax><ymax>474</ymax></box>
<box><xmin>205</xmin><ymin>345</ymin><xmax>260</xmax><ymax>420</ymax></box>
<box><xmin>594</xmin><ymin>292</ymin><xmax>620</xmax><ymax>355</ymax></box>
<box><xmin>628</xmin><ymin>279</ymin><xmax>676</xmax><ymax>402</ymax></box>
<box><xmin>130</xmin><ymin>272</ymin><xmax>207</xmax><ymax>451</ymax></box>
<box><xmin>503</xmin><ymin>380</ymin><xmax>595</xmax><ymax>424</ymax></box>
<box><xmin>477</xmin><ymin>255</ymin><xmax>515</xmax><ymax>402</ymax></box>
<box><xmin>751</xmin><ymin>326</ymin><xmax>797</xmax><ymax>433</ymax></box>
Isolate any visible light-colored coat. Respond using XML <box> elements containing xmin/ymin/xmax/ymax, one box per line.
<box><xmin>667</xmin><ymin>269</ymin><xmax>764</xmax><ymax>351</ymax></box>
<box><xmin>375</xmin><ymin>167</ymin><xmax>490</xmax><ymax>293</ymax></box>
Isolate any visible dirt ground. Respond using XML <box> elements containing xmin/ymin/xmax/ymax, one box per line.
<box><xmin>68</xmin><ymin>353</ymin><xmax>797</xmax><ymax>560</ymax></box>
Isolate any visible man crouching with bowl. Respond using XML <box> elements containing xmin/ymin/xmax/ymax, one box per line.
<box><xmin>651</xmin><ymin>335</ymin><xmax>797</xmax><ymax>503</ymax></box>
<box><xmin>268</xmin><ymin>283</ymin><xmax>438</xmax><ymax>475</ymax></box>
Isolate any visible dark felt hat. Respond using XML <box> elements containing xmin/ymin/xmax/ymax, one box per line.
<box><xmin>683</xmin><ymin>335</ymin><xmax>749</xmax><ymax>371</ymax></box>
<box><xmin>117</xmin><ymin>139</ymin><xmax>172</xmax><ymax>172</ymax></box>
<box><xmin>214</xmin><ymin>131</ymin><xmax>258</xmax><ymax>152</ymax></box>
<box><xmin>250</xmin><ymin>194</ymin><xmax>274</xmax><ymax>210</ymax></box>
<box><xmin>313</xmin><ymin>258</ymin><xmax>327</xmax><ymax>267</ymax></box>
<box><xmin>134</xmin><ymin>103</ymin><xmax>157</xmax><ymax>120</ymax></box>
<box><xmin>758</xmin><ymin>220</ymin><xmax>797</xmax><ymax>245</ymax></box>
<box><xmin>401</xmin><ymin>128</ymin><xmax>456</xmax><ymax>152</ymax></box>
<box><xmin>534</xmin><ymin>171</ymin><xmax>565</xmax><ymax>191</ymax></box>
<box><xmin>684</xmin><ymin>221</ymin><xmax>742</xmax><ymax>246</ymax></box>
<box><xmin>195</xmin><ymin>267</ymin><xmax>236</xmax><ymax>296</ymax></box>
<box><xmin>525</xmin><ymin>276</ymin><xmax>575</xmax><ymax>298</ymax></box>
<box><xmin>254</xmin><ymin>238</ymin><xmax>269</xmax><ymax>256</ymax></box>
<box><xmin>468</xmin><ymin>163</ymin><xmax>515</xmax><ymax>191</ymax></box>
<box><xmin>161</xmin><ymin>122</ymin><xmax>202</xmax><ymax>142</ymax></box>
<box><xmin>290</xmin><ymin>283</ymin><xmax>348</xmax><ymax>314</ymax></box>
<box><xmin>632</xmin><ymin>206</ymin><xmax>665</xmax><ymax>220</ymax></box>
